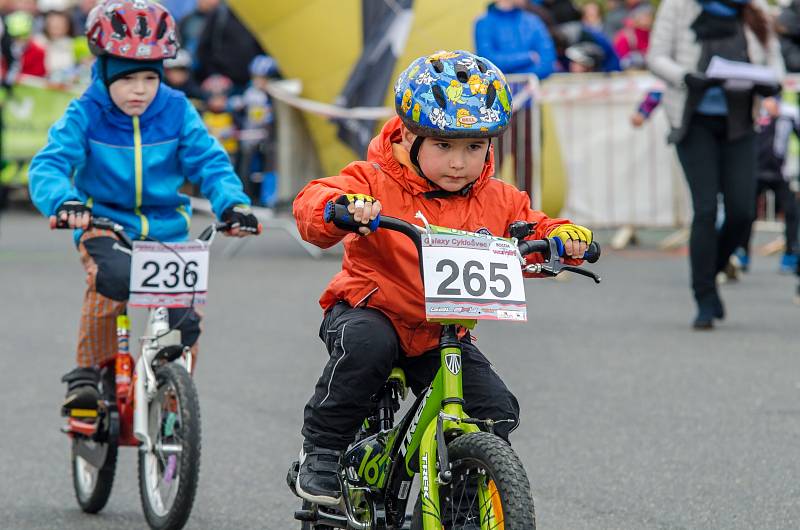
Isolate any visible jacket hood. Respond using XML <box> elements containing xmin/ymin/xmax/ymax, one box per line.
<box><xmin>366</xmin><ymin>116</ymin><xmax>496</xmax><ymax>197</ymax></box>
<box><xmin>487</xmin><ymin>3</ymin><xmax>523</xmax><ymax>17</ymax></box>
<box><xmin>84</xmin><ymin>61</ymin><xmax>173</xmax><ymax>130</ymax></box>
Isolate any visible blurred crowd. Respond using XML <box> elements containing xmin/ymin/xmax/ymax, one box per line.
<box><xmin>0</xmin><ymin>0</ymin><xmax>280</xmax><ymax>207</ymax></box>
<box><xmin>474</xmin><ymin>0</ymin><xmax>654</xmax><ymax>76</ymax></box>
<box><xmin>475</xmin><ymin>0</ymin><xmax>800</xmax><ymax>78</ymax></box>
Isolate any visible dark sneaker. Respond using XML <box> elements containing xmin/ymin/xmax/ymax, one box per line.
<box><xmin>693</xmin><ymin>305</ymin><xmax>715</xmax><ymax>330</ymax></box>
<box><xmin>61</xmin><ymin>367</ymin><xmax>100</xmax><ymax>417</ymax></box>
<box><xmin>295</xmin><ymin>443</ymin><xmax>342</xmax><ymax>506</ymax></box>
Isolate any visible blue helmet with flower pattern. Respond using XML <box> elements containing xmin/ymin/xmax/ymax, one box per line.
<box><xmin>394</xmin><ymin>50</ymin><xmax>512</xmax><ymax>139</ymax></box>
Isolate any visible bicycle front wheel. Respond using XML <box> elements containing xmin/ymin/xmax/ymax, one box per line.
<box><xmin>410</xmin><ymin>431</ymin><xmax>536</xmax><ymax>530</ymax></box>
<box><xmin>138</xmin><ymin>363</ymin><xmax>201</xmax><ymax>530</ymax></box>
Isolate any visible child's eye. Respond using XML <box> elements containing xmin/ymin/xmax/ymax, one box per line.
<box><xmin>468</xmin><ymin>143</ymin><xmax>487</xmax><ymax>151</ymax></box>
<box><xmin>436</xmin><ymin>142</ymin><xmax>451</xmax><ymax>150</ymax></box>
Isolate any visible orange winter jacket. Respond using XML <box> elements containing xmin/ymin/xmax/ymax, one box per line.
<box><xmin>293</xmin><ymin>116</ymin><xmax>573</xmax><ymax>357</ymax></box>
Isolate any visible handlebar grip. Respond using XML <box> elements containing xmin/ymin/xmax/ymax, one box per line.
<box><xmin>554</xmin><ymin>239</ymin><xmax>601</xmax><ymax>262</ymax></box>
<box><xmin>583</xmin><ymin>242</ymin><xmax>601</xmax><ymax>263</ymax></box>
<box><xmin>324</xmin><ymin>201</ymin><xmax>380</xmax><ymax>233</ymax></box>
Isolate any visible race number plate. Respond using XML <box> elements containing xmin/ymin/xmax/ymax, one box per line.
<box><xmin>422</xmin><ymin>227</ymin><xmax>526</xmax><ymax>321</ymax></box>
<box><xmin>129</xmin><ymin>241</ymin><xmax>209</xmax><ymax>308</ymax></box>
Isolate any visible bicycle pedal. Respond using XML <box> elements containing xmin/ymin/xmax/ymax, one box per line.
<box><xmin>64</xmin><ymin>408</ymin><xmax>99</xmax><ymax>419</ymax></box>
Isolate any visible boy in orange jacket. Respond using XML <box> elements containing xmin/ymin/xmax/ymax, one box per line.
<box><xmin>292</xmin><ymin>50</ymin><xmax>593</xmax><ymax>505</ymax></box>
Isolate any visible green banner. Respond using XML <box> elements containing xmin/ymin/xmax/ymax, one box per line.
<box><xmin>0</xmin><ymin>82</ymin><xmax>79</xmax><ymax>186</ymax></box>
<box><xmin>3</xmin><ymin>83</ymin><xmax>77</xmax><ymax>160</ymax></box>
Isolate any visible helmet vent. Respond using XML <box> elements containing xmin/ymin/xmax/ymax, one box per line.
<box><xmin>431</xmin><ymin>84</ymin><xmax>448</xmax><ymax>109</ymax></box>
<box><xmin>476</xmin><ymin>60</ymin><xmax>488</xmax><ymax>73</ymax></box>
<box><xmin>455</xmin><ymin>67</ymin><xmax>469</xmax><ymax>83</ymax></box>
<box><xmin>156</xmin><ymin>14</ymin><xmax>168</xmax><ymax>39</ymax></box>
<box><xmin>486</xmin><ymin>82</ymin><xmax>497</xmax><ymax>108</ymax></box>
<box><xmin>430</xmin><ymin>59</ymin><xmax>444</xmax><ymax>73</ymax></box>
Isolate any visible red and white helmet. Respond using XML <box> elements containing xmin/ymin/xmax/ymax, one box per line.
<box><xmin>86</xmin><ymin>0</ymin><xmax>179</xmax><ymax>60</ymax></box>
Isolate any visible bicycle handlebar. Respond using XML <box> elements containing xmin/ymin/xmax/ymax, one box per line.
<box><xmin>324</xmin><ymin>201</ymin><xmax>601</xmax><ymax>262</ymax></box>
<box><xmin>50</xmin><ymin>216</ymin><xmax>233</xmax><ymax>248</ymax></box>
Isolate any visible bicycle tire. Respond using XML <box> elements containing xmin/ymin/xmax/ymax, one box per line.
<box><xmin>138</xmin><ymin>363</ymin><xmax>201</xmax><ymax>530</ymax></box>
<box><xmin>409</xmin><ymin>431</ymin><xmax>535</xmax><ymax>529</ymax></box>
<box><xmin>71</xmin><ymin>436</ymin><xmax>118</xmax><ymax>513</ymax></box>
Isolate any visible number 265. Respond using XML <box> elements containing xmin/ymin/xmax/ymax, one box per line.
<box><xmin>436</xmin><ymin>260</ymin><xmax>511</xmax><ymax>297</ymax></box>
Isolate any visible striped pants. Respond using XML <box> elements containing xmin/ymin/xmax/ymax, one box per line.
<box><xmin>76</xmin><ymin>229</ymin><xmax>201</xmax><ymax>367</ymax></box>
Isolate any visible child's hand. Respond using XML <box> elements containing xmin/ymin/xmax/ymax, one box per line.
<box><xmin>221</xmin><ymin>205</ymin><xmax>261</xmax><ymax>237</ymax></box>
<box><xmin>50</xmin><ymin>200</ymin><xmax>91</xmax><ymax>230</ymax></box>
<box><xmin>548</xmin><ymin>224</ymin><xmax>593</xmax><ymax>259</ymax></box>
<box><xmin>630</xmin><ymin>112</ymin><xmax>646</xmax><ymax>128</ymax></box>
<box><xmin>337</xmin><ymin>194</ymin><xmax>382</xmax><ymax>235</ymax></box>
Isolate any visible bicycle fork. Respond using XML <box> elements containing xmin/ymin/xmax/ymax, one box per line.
<box><xmin>417</xmin><ymin>324</ymin><xmax>496</xmax><ymax>529</ymax></box>
<box><xmin>133</xmin><ymin>307</ymin><xmax>183</xmax><ymax>450</ymax></box>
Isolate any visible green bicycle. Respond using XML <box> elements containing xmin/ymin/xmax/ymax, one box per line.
<box><xmin>287</xmin><ymin>202</ymin><xmax>601</xmax><ymax>529</ymax></box>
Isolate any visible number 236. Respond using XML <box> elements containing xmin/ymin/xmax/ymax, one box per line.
<box><xmin>436</xmin><ymin>260</ymin><xmax>511</xmax><ymax>298</ymax></box>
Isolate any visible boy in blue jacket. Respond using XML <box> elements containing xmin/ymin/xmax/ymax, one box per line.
<box><xmin>28</xmin><ymin>0</ymin><xmax>259</xmax><ymax>413</ymax></box>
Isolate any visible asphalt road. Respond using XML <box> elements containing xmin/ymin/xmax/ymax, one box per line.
<box><xmin>2</xmin><ymin>208</ymin><xmax>799</xmax><ymax>530</ymax></box>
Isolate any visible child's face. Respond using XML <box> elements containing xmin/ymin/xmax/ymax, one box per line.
<box><xmin>252</xmin><ymin>75</ymin><xmax>269</xmax><ymax>92</ymax></box>
<box><xmin>165</xmin><ymin>67</ymin><xmax>190</xmax><ymax>87</ymax></box>
<box><xmin>402</xmin><ymin>127</ymin><xmax>490</xmax><ymax>192</ymax></box>
<box><xmin>207</xmin><ymin>94</ymin><xmax>228</xmax><ymax>112</ymax></box>
<box><xmin>45</xmin><ymin>12</ymin><xmax>70</xmax><ymax>39</ymax></box>
<box><xmin>108</xmin><ymin>70</ymin><xmax>160</xmax><ymax>116</ymax></box>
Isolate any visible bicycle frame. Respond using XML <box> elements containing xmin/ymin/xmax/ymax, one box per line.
<box><xmin>307</xmin><ymin>204</ymin><xmax>600</xmax><ymax>529</ymax></box>
<box><xmin>64</xmin><ymin>218</ymin><xmax>224</xmax><ymax>450</ymax></box>
<box><xmin>65</xmin><ymin>305</ymin><xmax>189</xmax><ymax>450</ymax></box>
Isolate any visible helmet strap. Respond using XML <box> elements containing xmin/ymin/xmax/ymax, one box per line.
<box><xmin>409</xmin><ymin>135</ymin><xmax>427</xmax><ymax>181</ymax></box>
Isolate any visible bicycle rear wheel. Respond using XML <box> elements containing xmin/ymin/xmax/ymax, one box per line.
<box><xmin>138</xmin><ymin>363</ymin><xmax>201</xmax><ymax>530</ymax></box>
<box><xmin>410</xmin><ymin>431</ymin><xmax>535</xmax><ymax>529</ymax></box>
<box><xmin>71</xmin><ymin>367</ymin><xmax>118</xmax><ymax>513</ymax></box>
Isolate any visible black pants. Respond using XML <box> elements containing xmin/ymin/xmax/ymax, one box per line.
<box><xmin>739</xmin><ymin>178</ymin><xmax>799</xmax><ymax>256</ymax></box>
<box><xmin>676</xmin><ymin>115</ymin><xmax>757</xmax><ymax>305</ymax></box>
<box><xmin>302</xmin><ymin>303</ymin><xmax>521</xmax><ymax>450</ymax></box>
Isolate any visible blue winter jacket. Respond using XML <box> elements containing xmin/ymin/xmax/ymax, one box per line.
<box><xmin>29</xmin><ymin>67</ymin><xmax>249</xmax><ymax>243</ymax></box>
<box><xmin>474</xmin><ymin>4</ymin><xmax>556</xmax><ymax>79</ymax></box>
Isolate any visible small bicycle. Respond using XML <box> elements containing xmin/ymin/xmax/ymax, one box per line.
<box><xmin>58</xmin><ymin>217</ymin><xmax>239</xmax><ymax>530</ymax></box>
<box><xmin>287</xmin><ymin>203</ymin><xmax>601</xmax><ymax>529</ymax></box>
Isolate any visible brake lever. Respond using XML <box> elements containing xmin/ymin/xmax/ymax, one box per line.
<box><xmin>559</xmin><ymin>265</ymin><xmax>602</xmax><ymax>284</ymax></box>
<box><xmin>522</xmin><ymin>239</ymin><xmax>601</xmax><ymax>283</ymax></box>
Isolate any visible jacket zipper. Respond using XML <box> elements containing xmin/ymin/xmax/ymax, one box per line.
<box><xmin>133</xmin><ymin>116</ymin><xmax>148</xmax><ymax>238</ymax></box>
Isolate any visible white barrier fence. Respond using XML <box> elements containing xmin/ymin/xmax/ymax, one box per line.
<box><xmin>267</xmin><ymin>72</ymin><xmax>800</xmax><ymax>232</ymax></box>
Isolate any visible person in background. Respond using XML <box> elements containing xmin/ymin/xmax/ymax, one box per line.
<box><xmin>558</xmin><ymin>4</ymin><xmax>621</xmax><ymax>72</ymax></box>
<box><xmin>233</xmin><ymin>54</ymin><xmax>279</xmax><ymax>206</ymax></box>
<box><xmin>647</xmin><ymin>0</ymin><xmax>784</xmax><ymax>329</ymax></box>
<box><xmin>564</xmin><ymin>41</ymin><xmax>608</xmax><ymax>72</ymax></box>
<box><xmin>164</xmin><ymin>49</ymin><xmax>203</xmax><ymax>102</ymax></box>
<box><xmin>160</xmin><ymin>0</ymin><xmax>197</xmax><ymax>23</ymax></box>
<box><xmin>582</xmin><ymin>2</ymin><xmax>605</xmax><ymax>30</ymax></box>
<box><xmin>194</xmin><ymin>0</ymin><xmax>264</xmax><ymax>90</ymax></box>
<box><xmin>38</xmin><ymin>7</ymin><xmax>75</xmax><ymax>81</ymax></box>
<box><xmin>605</xmin><ymin>0</ymin><xmax>643</xmax><ymax>39</ymax></box>
<box><xmin>475</xmin><ymin>0</ymin><xmax>557</xmax><ymax>79</ymax></box>
<box><xmin>3</xmin><ymin>10</ymin><xmax>45</xmax><ymax>80</ymax></box>
<box><xmin>613</xmin><ymin>3</ymin><xmax>653</xmax><ymax>70</ymax></box>
<box><xmin>776</xmin><ymin>0</ymin><xmax>800</xmax><ymax>72</ymax></box>
<box><xmin>736</xmin><ymin>97</ymin><xmax>800</xmax><ymax>273</ymax></box>
<box><xmin>631</xmin><ymin>90</ymin><xmax>662</xmax><ymax>127</ymax></box>
<box><xmin>178</xmin><ymin>0</ymin><xmax>219</xmax><ymax>63</ymax></box>
<box><xmin>70</xmin><ymin>0</ymin><xmax>95</xmax><ymax>37</ymax></box>
<box><xmin>201</xmin><ymin>73</ymin><xmax>239</xmax><ymax>160</ymax></box>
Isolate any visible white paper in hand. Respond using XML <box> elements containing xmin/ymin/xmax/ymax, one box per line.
<box><xmin>705</xmin><ymin>56</ymin><xmax>779</xmax><ymax>86</ymax></box>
